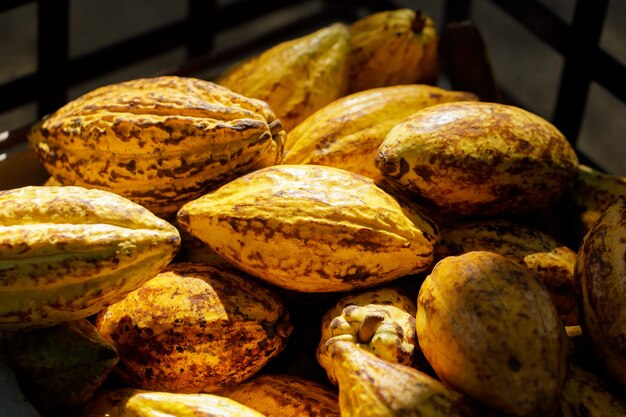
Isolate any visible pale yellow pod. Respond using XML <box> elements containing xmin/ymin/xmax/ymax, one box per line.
<box><xmin>217</xmin><ymin>23</ymin><xmax>350</xmax><ymax>132</ymax></box>
<box><xmin>328</xmin><ymin>340</ymin><xmax>478</xmax><ymax>417</ymax></box>
<box><xmin>284</xmin><ymin>84</ymin><xmax>477</xmax><ymax>180</ymax></box>
<box><xmin>416</xmin><ymin>251</ymin><xmax>568</xmax><ymax>417</ymax></box>
<box><xmin>81</xmin><ymin>388</ymin><xmax>267</xmax><ymax>417</ymax></box>
<box><xmin>220</xmin><ymin>374</ymin><xmax>339</xmax><ymax>417</ymax></box>
<box><xmin>437</xmin><ymin>219</ymin><xmax>578</xmax><ymax>325</ymax></box>
<box><xmin>177</xmin><ymin>165</ymin><xmax>438</xmax><ymax>292</ymax></box>
<box><xmin>575</xmin><ymin>197</ymin><xmax>626</xmax><ymax>391</ymax></box>
<box><xmin>317</xmin><ymin>286</ymin><xmax>418</xmax><ymax>385</ymax></box>
<box><xmin>0</xmin><ymin>186</ymin><xmax>180</xmax><ymax>330</ymax></box>
<box><xmin>28</xmin><ymin>76</ymin><xmax>285</xmax><ymax>217</ymax></box>
<box><xmin>95</xmin><ymin>263</ymin><xmax>292</xmax><ymax>393</ymax></box>
<box><xmin>348</xmin><ymin>9</ymin><xmax>439</xmax><ymax>93</ymax></box>
<box><xmin>377</xmin><ymin>101</ymin><xmax>579</xmax><ymax>216</ymax></box>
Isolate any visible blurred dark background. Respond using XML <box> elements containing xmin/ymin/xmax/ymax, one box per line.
<box><xmin>0</xmin><ymin>0</ymin><xmax>624</xmax><ymax>182</ymax></box>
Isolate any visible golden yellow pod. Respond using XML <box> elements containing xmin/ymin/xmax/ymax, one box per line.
<box><xmin>177</xmin><ymin>165</ymin><xmax>438</xmax><ymax>292</ymax></box>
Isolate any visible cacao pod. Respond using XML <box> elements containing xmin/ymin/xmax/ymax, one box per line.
<box><xmin>177</xmin><ymin>165</ymin><xmax>438</xmax><ymax>292</ymax></box>
<box><xmin>217</xmin><ymin>23</ymin><xmax>350</xmax><ymax>132</ymax></box>
<box><xmin>317</xmin><ymin>286</ymin><xmax>419</xmax><ymax>385</ymax></box>
<box><xmin>220</xmin><ymin>374</ymin><xmax>340</xmax><ymax>417</ymax></box>
<box><xmin>416</xmin><ymin>251</ymin><xmax>569</xmax><ymax>417</ymax></box>
<box><xmin>28</xmin><ymin>76</ymin><xmax>285</xmax><ymax>217</ymax></box>
<box><xmin>96</xmin><ymin>262</ymin><xmax>292</xmax><ymax>393</ymax></box>
<box><xmin>0</xmin><ymin>185</ymin><xmax>180</xmax><ymax>330</ymax></box>
<box><xmin>575</xmin><ymin>197</ymin><xmax>626</xmax><ymax>392</ymax></box>
<box><xmin>348</xmin><ymin>9</ymin><xmax>438</xmax><ymax>93</ymax></box>
<box><xmin>377</xmin><ymin>101</ymin><xmax>579</xmax><ymax>216</ymax></box>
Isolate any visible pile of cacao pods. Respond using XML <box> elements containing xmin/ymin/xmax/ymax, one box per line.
<box><xmin>1</xmin><ymin>8</ymin><xmax>625</xmax><ymax>417</ymax></box>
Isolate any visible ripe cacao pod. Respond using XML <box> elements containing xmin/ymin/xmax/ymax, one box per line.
<box><xmin>217</xmin><ymin>23</ymin><xmax>350</xmax><ymax>132</ymax></box>
<box><xmin>177</xmin><ymin>165</ymin><xmax>438</xmax><ymax>292</ymax></box>
<box><xmin>96</xmin><ymin>262</ymin><xmax>292</xmax><ymax>393</ymax></box>
<box><xmin>377</xmin><ymin>101</ymin><xmax>579</xmax><ymax>216</ymax></box>
<box><xmin>416</xmin><ymin>251</ymin><xmax>568</xmax><ymax>417</ymax></box>
<box><xmin>317</xmin><ymin>286</ymin><xmax>418</xmax><ymax>385</ymax></box>
<box><xmin>28</xmin><ymin>76</ymin><xmax>285</xmax><ymax>217</ymax></box>
<box><xmin>348</xmin><ymin>9</ymin><xmax>438</xmax><ymax>93</ymax></box>
<box><xmin>0</xmin><ymin>185</ymin><xmax>180</xmax><ymax>330</ymax></box>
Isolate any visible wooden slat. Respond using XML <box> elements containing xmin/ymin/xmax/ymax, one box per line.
<box><xmin>553</xmin><ymin>0</ymin><xmax>609</xmax><ymax>144</ymax></box>
<box><xmin>36</xmin><ymin>0</ymin><xmax>69</xmax><ymax>117</ymax></box>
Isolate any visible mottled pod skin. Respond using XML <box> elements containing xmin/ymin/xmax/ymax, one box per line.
<box><xmin>82</xmin><ymin>388</ymin><xmax>266</xmax><ymax>417</ymax></box>
<box><xmin>377</xmin><ymin>102</ymin><xmax>579</xmax><ymax>216</ymax></box>
<box><xmin>437</xmin><ymin>219</ymin><xmax>578</xmax><ymax>325</ymax></box>
<box><xmin>220</xmin><ymin>374</ymin><xmax>340</xmax><ymax>417</ymax></box>
<box><xmin>329</xmin><ymin>340</ymin><xmax>478</xmax><ymax>417</ymax></box>
<box><xmin>177</xmin><ymin>165</ymin><xmax>438</xmax><ymax>292</ymax></box>
<box><xmin>96</xmin><ymin>262</ymin><xmax>292</xmax><ymax>393</ymax></box>
<box><xmin>348</xmin><ymin>9</ymin><xmax>439</xmax><ymax>93</ymax></box>
<box><xmin>416</xmin><ymin>251</ymin><xmax>569</xmax><ymax>417</ymax></box>
<box><xmin>575</xmin><ymin>197</ymin><xmax>626</xmax><ymax>392</ymax></box>
<box><xmin>573</xmin><ymin>164</ymin><xmax>626</xmax><ymax>237</ymax></box>
<box><xmin>218</xmin><ymin>23</ymin><xmax>350</xmax><ymax>132</ymax></box>
<box><xmin>0</xmin><ymin>186</ymin><xmax>180</xmax><ymax>330</ymax></box>
<box><xmin>284</xmin><ymin>85</ymin><xmax>476</xmax><ymax>180</ymax></box>
<box><xmin>560</xmin><ymin>364</ymin><xmax>626</xmax><ymax>417</ymax></box>
<box><xmin>317</xmin><ymin>286</ymin><xmax>418</xmax><ymax>385</ymax></box>
<box><xmin>28</xmin><ymin>76</ymin><xmax>285</xmax><ymax>217</ymax></box>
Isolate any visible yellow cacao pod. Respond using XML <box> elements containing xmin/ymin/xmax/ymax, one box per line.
<box><xmin>28</xmin><ymin>76</ymin><xmax>285</xmax><ymax>217</ymax></box>
<box><xmin>220</xmin><ymin>374</ymin><xmax>339</xmax><ymax>417</ymax></box>
<box><xmin>416</xmin><ymin>251</ymin><xmax>568</xmax><ymax>417</ymax></box>
<box><xmin>284</xmin><ymin>84</ymin><xmax>476</xmax><ymax>180</ymax></box>
<box><xmin>348</xmin><ymin>9</ymin><xmax>438</xmax><ymax>93</ymax></box>
<box><xmin>95</xmin><ymin>262</ymin><xmax>292</xmax><ymax>393</ymax></box>
<box><xmin>0</xmin><ymin>186</ymin><xmax>180</xmax><ymax>330</ymax></box>
<box><xmin>217</xmin><ymin>23</ymin><xmax>350</xmax><ymax>132</ymax></box>
<box><xmin>377</xmin><ymin>101</ymin><xmax>579</xmax><ymax>216</ymax></box>
<box><xmin>437</xmin><ymin>219</ymin><xmax>578</xmax><ymax>325</ymax></box>
<box><xmin>177</xmin><ymin>165</ymin><xmax>438</xmax><ymax>292</ymax></box>
<box><xmin>328</xmin><ymin>340</ymin><xmax>478</xmax><ymax>417</ymax></box>
<box><xmin>81</xmin><ymin>388</ymin><xmax>266</xmax><ymax>417</ymax></box>
<box><xmin>575</xmin><ymin>197</ymin><xmax>626</xmax><ymax>392</ymax></box>
<box><xmin>317</xmin><ymin>286</ymin><xmax>418</xmax><ymax>385</ymax></box>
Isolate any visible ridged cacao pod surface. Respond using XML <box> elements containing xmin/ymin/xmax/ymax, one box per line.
<box><xmin>28</xmin><ymin>76</ymin><xmax>285</xmax><ymax>217</ymax></box>
<box><xmin>0</xmin><ymin>185</ymin><xmax>180</xmax><ymax>330</ymax></box>
<box><xmin>177</xmin><ymin>165</ymin><xmax>438</xmax><ymax>292</ymax></box>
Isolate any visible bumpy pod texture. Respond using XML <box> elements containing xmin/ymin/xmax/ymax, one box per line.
<box><xmin>28</xmin><ymin>76</ymin><xmax>285</xmax><ymax>217</ymax></box>
<box><xmin>177</xmin><ymin>165</ymin><xmax>438</xmax><ymax>292</ymax></box>
<box><xmin>0</xmin><ymin>185</ymin><xmax>180</xmax><ymax>330</ymax></box>
<box><xmin>96</xmin><ymin>263</ymin><xmax>291</xmax><ymax>393</ymax></box>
